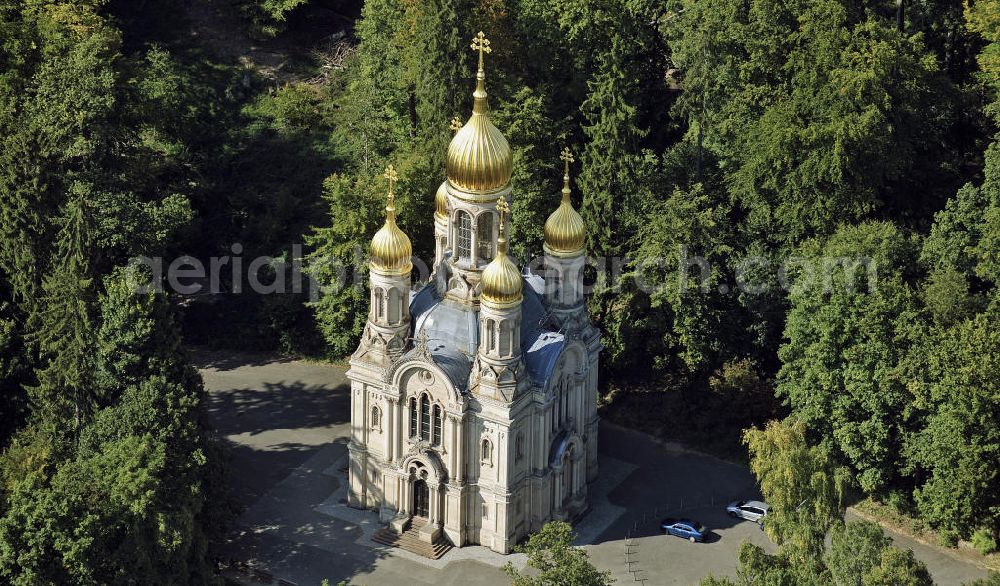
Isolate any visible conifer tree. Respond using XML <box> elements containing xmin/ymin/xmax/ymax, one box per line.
<box><xmin>306</xmin><ymin>173</ymin><xmax>382</xmax><ymax>357</ymax></box>
<box><xmin>28</xmin><ymin>188</ymin><xmax>97</xmax><ymax>440</ymax></box>
<box><xmin>96</xmin><ymin>265</ymin><xmax>199</xmax><ymax>404</ymax></box>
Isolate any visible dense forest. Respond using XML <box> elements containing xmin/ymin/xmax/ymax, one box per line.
<box><xmin>1</xmin><ymin>0</ymin><xmax>1000</xmax><ymax>583</ymax></box>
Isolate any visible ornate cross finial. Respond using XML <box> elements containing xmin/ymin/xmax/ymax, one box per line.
<box><xmin>560</xmin><ymin>147</ymin><xmax>575</xmax><ymax>175</ymax></box>
<box><xmin>471</xmin><ymin>31</ymin><xmax>491</xmax><ymax>70</ymax></box>
<box><xmin>450</xmin><ymin>116</ymin><xmax>463</xmax><ymax>132</ymax></box>
<box><xmin>383</xmin><ymin>164</ymin><xmax>398</xmax><ymax>204</ymax></box>
<box><xmin>496</xmin><ymin>197</ymin><xmax>510</xmax><ymax>234</ymax></box>
<box><xmin>413</xmin><ymin>329</ymin><xmax>430</xmax><ymax>355</ymax></box>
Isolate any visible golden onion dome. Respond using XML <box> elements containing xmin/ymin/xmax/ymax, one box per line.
<box><xmin>481</xmin><ymin>199</ymin><xmax>522</xmax><ymax>307</ymax></box>
<box><xmin>435</xmin><ymin>180</ymin><xmax>448</xmax><ymax>220</ymax></box>
<box><xmin>544</xmin><ymin>148</ymin><xmax>586</xmax><ymax>257</ymax></box>
<box><xmin>446</xmin><ymin>32</ymin><xmax>513</xmax><ymax>195</ymax></box>
<box><xmin>370</xmin><ymin>166</ymin><xmax>412</xmax><ymax>275</ymax></box>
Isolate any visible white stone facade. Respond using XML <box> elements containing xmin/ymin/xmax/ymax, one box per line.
<box><xmin>346</xmin><ymin>179</ymin><xmax>601</xmax><ymax>554</ymax></box>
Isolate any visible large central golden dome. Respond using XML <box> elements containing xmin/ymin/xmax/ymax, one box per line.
<box><xmin>446</xmin><ymin>32</ymin><xmax>512</xmax><ymax>195</ymax></box>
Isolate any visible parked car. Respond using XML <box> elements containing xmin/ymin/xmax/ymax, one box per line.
<box><xmin>726</xmin><ymin>500</ymin><xmax>769</xmax><ymax>523</ymax></box>
<box><xmin>660</xmin><ymin>518</ymin><xmax>708</xmax><ymax>542</ymax></box>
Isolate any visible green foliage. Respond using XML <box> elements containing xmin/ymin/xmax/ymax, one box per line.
<box><xmin>967</xmin><ymin>0</ymin><xmax>1000</xmax><ymax>118</ymax></box>
<box><xmin>743</xmin><ymin>419</ymin><xmax>849</xmax><ymax>555</ymax></box>
<box><xmin>920</xmin><ymin>183</ymin><xmax>995</xmax><ymax>276</ymax></box>
<box><xmin>306</xmin><ymin>173</ymin><xmax>379</xmax><ymax>357</ymax></box>
<box><xmin>631</xmin><ymin>181</ymin><xmax>736</xmax><ymax>373</ymax></box>
<box><xmin>503</xmin><ymin>521</ymin><xmax>612</xmax><ymax>586</ymax></box>
<box><xmin>923</xmin><ymin>267</ymin><xmax>976</xmax><ymax>326</ymax></box>
<box><xmin>971</xmin><ymin>529</ymin><xmax>999</xmax><ymax>555</ymax></box>
<box><xmin>701</xmin><ymin>541</ymin><xmax>830</xmax><ymax>586</ymax></box>
<box><xmin>862</xmin><ymin>547</ymin><xmax>933</xmax><ymax>586</ymax></box>
<box><xmin>903</xmin><ymin>308</ymin><xmax>1000</xmax><ymax>539</ymax></box>
<box><xmin>826</xmin><ymin>521</ymin><xmax>892</xmax><ymax>586</ymax></box>
<box><xmin>96</xmin><ymin>265</ymin><xmax>200</xmax><ymax>403</ymax></box>
<box><xmin>667</xmin><ymin>0</ymin><xmax>957</xmax><ymax>244</ymax></box>
<box><xmin>0</xmin><ymin>3</ymin><xmax>224</xmax><ymax>581</ymax></box>
<box><xmin>241</xmin><ymin>0</ymin><xmax>311</xmax><ymax>38</ymax></box>
<box><xmin>0</xmin><ymin>263</ymin><xmax>216</xmax><ymax>584</ymax></box>
<box><xmin>0</xmin><ymin>285</ymin><xmax>29</xmax><ymax>446</ymax></box>
<box><xmin>965</xmin><ymin>574</ymin><xmax>1000</xmax><ymax>586</ymax></box>
<box><xmin>777</xmin><ymin>222</ymin><xmax>923</xmax><ymax>495</ymax></box>
<box><xmin>27</xmin><ymin>192</ymin><xmax>97</xmax><ymax>439</ymax></box>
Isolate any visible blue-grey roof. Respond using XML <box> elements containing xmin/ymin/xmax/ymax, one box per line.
<box><xmin>408</xmin><ymin>276</ymin><xmax>565</xmax><ymax>391</ymax></box>
<box><xmin>520</xmin><ymin>285</ymin><xmax>565</xmax><ymax>388</ymax></box>
<box><xmin>428</xmin><ymin>347</ymin><xmax>473</xmax><ymax>393</ymax></box>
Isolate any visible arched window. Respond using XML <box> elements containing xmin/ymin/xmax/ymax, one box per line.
<box><xmin>374</xmin><ymin>288</ymin><xmax>386</xmax><ymax>320</ymax></box>
<box><xmin>387</xmin><ymin>287</ymin><xmax>401</xmax><ymax>324</ymax></box>
<box><xmin>432</xmin><ymin>404</ymin><xmax>442</xmax><ymax>446</ymax></box>
<box><xmin>499</xmin><ymin>319</ymin><xmax>512</xmax><ymax>356</ymax></box>
<box><xmin>515</xmin><ymin>433</ymin><xmax>524</xmax><ymax>461</ymax></box>
<box><xmin>420</xmin><ymin>394</ymin><xmax>430</xmax><ymax>441</ymax></box>
<box><xmin>409</xmin><ymin>397</ymin><xmax>417</xmax><ymax>438</ymax></box>
<box><xmin>486</xmin><ymin>319</ymin><xmax>496</xmax><ymax>352</ymax></box>
<box><xmin>456</xmin><ymin>211</ymin><xmax>472</xmax><ymax>261</ymax></box>
<box><xmin>371</xmin><ymin>406</ymin><xmax>381</xmax><ymax>429</ymax></box>
<box><xmin>477</xmin><ymin>212</ymin><xmax>494</xmax><ymax>262</ymax></box>
<box><xmin>481</xmin><ymin>438</ymin><xmax>493</xmax><ymax>464</ymax></box>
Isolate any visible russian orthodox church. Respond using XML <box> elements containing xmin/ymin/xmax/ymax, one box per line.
<box><xmin>346</xmin><ymin>32</ymin><xmax>601</xmax><ymax>554</ymax></box>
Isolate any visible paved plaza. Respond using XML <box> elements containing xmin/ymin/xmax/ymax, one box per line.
<box><xmin>197</xmin><ymin>350</ymin><xmax>990</xmax><ymax>586</ymax></box>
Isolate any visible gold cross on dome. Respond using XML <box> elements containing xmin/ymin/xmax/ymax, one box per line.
<box><xmin>450</xmin><ymin>116</ymin><xmax>463</xmax><ymax>132</ymax></box>
<box><xmin>560</xmin><ymin>147</ymin><xmax>574</xmax><ymax>173</ymax></box>
<box><xmin>496</xmin><ymin>197</ymin><xmax>510</xmax><ymax>230</ymax></box>
<box><xmin>383</xmin><ymin>164</ymin><xmax>398</xmax><ymax>203</ymax></box>
<box><xmin>471</xmin><ymin>31</ymin><xmax>491</xmax><ymax>69</ymax></box>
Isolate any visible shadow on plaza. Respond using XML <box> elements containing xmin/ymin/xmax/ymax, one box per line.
<box><xmin>206</xmin><ymin>379</ymin><xmax>349</xmax><ymax>507</ymax></box>
<box><xmin>215</xmin><ymin>442</ymin><xmax>391</xmax><ymax>585</ymax></box>
<box><xmin>207</xmin><ymin>379</ymin><xmax>350</xmax><ymax>437</ymax></box>
<box><xmin>189</xmin><ymin>345</ymin><xmax>301</xmax><ymax>372</ymax></box>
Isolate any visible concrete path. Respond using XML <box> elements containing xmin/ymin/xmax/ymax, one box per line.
<box><xmin>198</xmin><ymin>350</ymin><xmax>991</xmax><ymax>586</ymax></box>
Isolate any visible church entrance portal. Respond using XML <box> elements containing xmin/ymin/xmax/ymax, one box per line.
<box><xmin>413</xmin><ymin>479</ymin><xmax>429</xmax><ymax>518</ymax></box>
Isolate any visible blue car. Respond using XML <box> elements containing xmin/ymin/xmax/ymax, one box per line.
<box><xmin>660</xmin><ymin>518</ymin><xmax>708</xmax><ymax>542</ymax></box>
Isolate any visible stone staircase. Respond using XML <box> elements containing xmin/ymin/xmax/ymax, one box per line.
<box><xmin>372</xmin><ymin>517</ymin><xmax>452</xmax><ymax>560</ymax></box>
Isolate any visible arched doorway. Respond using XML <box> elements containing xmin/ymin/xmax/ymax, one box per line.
<box><xmin>413</xmin><ymin>478</ymin><xmax>429</xmax><ymax>518</ymax></box>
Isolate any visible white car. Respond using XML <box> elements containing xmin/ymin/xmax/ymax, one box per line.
<box><xmin>726</xmin><ymin>500</ymin><xmax>769</xmax><ymax>523</ymax></box>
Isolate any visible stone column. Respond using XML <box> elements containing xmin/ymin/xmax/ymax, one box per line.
<box><xmin>400</xmin><ymin>476</ymin><xmax>409</xmax><ymax>515</ymax></box>
<box><xmin>431</xmin><ymin>486</ymin><xmax>439</xmax><ymax>524</ymax></box>
<box><xmin>384</xmin><ymin>396</ymin><xmax>394</xmax><ymax>462</ymax></box>
<box><xmin>393</xmin><ymin>397</ymin><xmax>402</xmax><ymax>457</ymax></box>
<box><xmin>456</xmin><ymin>415</ymin><xmax>465</xmax><ymax>483</ymax></box>
<box><xmin>448</xmin><ymin>415</ymin><xmax>457</xmax><ymax>478</ymax></box>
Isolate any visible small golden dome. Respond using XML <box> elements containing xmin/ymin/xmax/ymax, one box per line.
<box><xmin>481</xmin><ymin>199</ymin><xmax>522</xmax><ymax>307</ymax></box>
<box><xmin>446</xmin><ymin>32</ymin><xmax>513</xmax><ymax>195</ymax></box>
<box><xmin>544</xmin><ymin>148</ymin><xmax>586</xmax><ymax>257</ymax></box>
<box><xmin>370</xmin><ymin>166</ymin><xmax>412</xmax><ymax>275</ymax></box>
<box><xmin>435</xmin><ymin>181</ymin><xmax>448</xmax><ymax>220</ymax></box>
